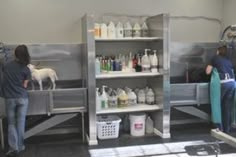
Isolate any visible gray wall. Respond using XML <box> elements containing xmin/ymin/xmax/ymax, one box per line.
<box><xmin>0</xmin><ymin>0</ymin><xmax>223</xmax><ymax>43</ymax></box>
<box><xmin>223</xmin><ymin>0</ymin><xmax>236</xmax><ymax>28</ymax></box>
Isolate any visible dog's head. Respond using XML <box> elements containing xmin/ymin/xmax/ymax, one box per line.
<box><xmin>27</xmin><ymin>64</ymin><xmax>36</xmax><ymax>72</ymax></box>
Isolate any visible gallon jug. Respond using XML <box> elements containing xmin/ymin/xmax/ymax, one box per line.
<box><xmin>118</xmin><ymin>91</ymin><xmax>128</xmax><ymax>107</ymax></box>
<box><xmin>108</xmin><ymin>90</ymin><xmax>118</xmax><ymax>108</ymax></box>
<box><xmin>100</xmin><ymin>23</ymin><xmax>108</xmax><ymax>39</ymax></box>
<box><xmin>128</xmin><ymin>90</ymin><xmax>137</xmax><ymax>105</ymax></box>
<box><xmin>94</xmin><ymin>23</ymin><xmax>100</xmax><ymax>39</ymax></box>
<box><xmin>137</xmin><ymin>89</ymin><xmax>146</xmax><ymax>104</ymax></box>
<box><xmin>141</xmin><ymin>22</ymin><xmax>149</xmax><ymax>37</ymax></box>
<box><xmin>145</xmin><ymin>116</ymin><xmax>154</xmax><ymax>134</ymax></box>
<box><xmin>133</xmin><ymin>23</ymin><xmax>141</xmax><ymax>38</ymax></box>
<box><xmin>107</xmin><ymin>21</ymin><xmax>116</xmax><ymax>39</ymax></box>
<box><xmin>116</xmin><ymin>22</ymin><xmax>124</xmax><ymax>38</ymax></box>
<box><xmin>146</xmin><ymin>88</ymin><xmax>155</xmax><ymax>105</ymax></box>
<box><xmin>124</xmin><ymin>22</ymin><xmax>132</xmax><ymax>38</ymax></box>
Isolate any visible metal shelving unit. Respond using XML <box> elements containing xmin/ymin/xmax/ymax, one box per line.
<box><xmin>96</xmin><ymin>72</ymin><xmax>162</xmax><ymax>79</ymax></box>
<box><xmin>96</xmin><ymin>104</ymin><xmax>163</xmax><ymax>115</ymax></box>
<box><xmin>82</xmin><ymin>13</ymin><xmax>171</xmax><ymax>145</ymax></box>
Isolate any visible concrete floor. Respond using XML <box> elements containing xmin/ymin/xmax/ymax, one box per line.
<box><xmin>0</xmin><ymin>123</ymin><xmax>236</xmax><ymax>157</ymax></box>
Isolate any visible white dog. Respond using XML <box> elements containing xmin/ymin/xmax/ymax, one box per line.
<box><xmin>27</xmin><ymin>64</ymin><xmax>58</xmax><ymax>90</ymax></box>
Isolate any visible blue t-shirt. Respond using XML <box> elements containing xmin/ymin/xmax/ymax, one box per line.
<box><xmin>210</xmin><ymin>55</ymin><xmax>234</xmax><ymax>80</ymax></box>
<box><xmin>2</xmin><ymin>60</ymin><xmax>31</xmax><ymax>98</ymax></box>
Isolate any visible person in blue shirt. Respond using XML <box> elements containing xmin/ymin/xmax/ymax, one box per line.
<box><xmin>3</xmin><ymin>45</ymin><xmax>31</xmax><ymax>157</ymax></box>
<box><xmin>206</xmin><ymin>44</ymin><xmax>235</xmax><ymax>133</ymax></box>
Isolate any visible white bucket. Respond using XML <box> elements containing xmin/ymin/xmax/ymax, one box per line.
<box><xmin>129</xmin><ymin>113</ymin><xmax>146</xmax><ymax>136</ymax></box>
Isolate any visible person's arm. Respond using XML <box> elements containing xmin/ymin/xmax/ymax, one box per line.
<box><xmin>23</xmin><ymin>80</ymin><xmax>29</xmax><ymax>88</ymax></box>
<box><xmin>23</xmin><ymin>66</ymin><xmax>31</xmax><ymax>89</ymax></box>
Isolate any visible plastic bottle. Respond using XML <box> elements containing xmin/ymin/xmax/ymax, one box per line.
<box><xmin>95</xmin><ymin>57</ymin><xmax>101</xmax><ymax>75</ymax></box>
<box><xmin>141</xmin><ymin>49</ymin><xmax>151</xmax><ymax>72</ymax></box>
<box><xmin>118</xmin><ymin>91</ymin><xmax>128</xmax><ymax>107</ymax></box>
<box><xmin>108</xmin><ymin>21</ymin><xmax>116</xmax><ymax>39</ymax></box>
<box><xmin>96</xmin><ymin>88</ymin><xmax>101</xmax><ymax>111</ymax></box>
<box><xmin>141</xmin><ymin>22</ymin><xmax>149</xmax><ymax>37</ymax></box>
<box><xmin>150</xmin><ymin>50</ymin><xmax>158</xmax><ymax>73</ymax></box>
<box><xmin>100</xmin><ymin>23</ymin><xmax>108</xmax><ymax>39</ymax></box>
<box><xmin>145</xmin><ymin>116</ymin><xmax>154</xmax><ymax>134</ymax></box>
<box><xmin>124</xmin><ymin>22</ymin><xmax>132</xmax><ymax>38</ymax></box>
<box><xmin>133</xmin><ymin>23</ymin><xmax>141</xmax><ymax>38</ymax></box>
<box><xmin>146</xmin><ymin>88</ymin><xmax>155</xmax><ymax>105</ymax></box>
<box><xmin>116</xmin><ymin>22</ymin><xmax>124</xmax><ymax>38</ymax></box>
<box><xmin>128</xmin><ymin>52</ymin><xmax>133</xmax><ymax>72</ymax></box>
<box><xmin>128</xmin><ymin>90</ymin><xmax>137</xmax><ymax>105</ymax></box>
<box><xmin>138</xmin><ymin>89</ymin><xmax>146</xmax><ymax>104</ymax></box>
<box><xmin>100</xmin><ymin>86</ymin><xmax>108</xmax><ymax>109</ymax></box>
<box><xmin>94</xmin><ymin>23</ymin><xmax>100</xmax><ymax>39</ymax></box>
<box><xmin>108</xmin><ymin>90</ymin><xmax>118</xmax><ymax>108</ymax></box>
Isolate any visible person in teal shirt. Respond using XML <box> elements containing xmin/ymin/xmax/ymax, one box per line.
<box><xmin>206</xmin><ymin>44</ymin><xmax>235</xmax><ymax>133</ymax></box>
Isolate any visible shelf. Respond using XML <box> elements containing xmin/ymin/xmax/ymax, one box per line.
<box><xmin>96</xmin><ymin>72</ymin><xmax>162</xmax><ymax>79</ymax></box>
<box><xmin>96</xmin><ymin>104</ymin><xmax>163</xmax><ymax>114</ymax></box>
<box><xmin>95</xmin><ymin>37</ymin><xmax>162</xmax><ymax>42</ymax></box>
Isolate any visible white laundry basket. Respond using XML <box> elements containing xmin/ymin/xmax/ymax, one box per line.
<box><xmin>129</xmin><ymin>113</ymin><xmax>146</xmax><ymax>136</ymax></box>
<box><xmin>97</xmin><ymin>115</ymin><xmax>121</xmax><ymax>140</ymax></box>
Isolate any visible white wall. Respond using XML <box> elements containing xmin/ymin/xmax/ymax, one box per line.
<box><xmin>223</xmin><ymin>0</ymin><xmax>236</xmax><ymax>28</ymax></box>
<box><xmin>0</xmin><ymin>0</ymin><xmax>223</xmax><ymax>43</ymax></box>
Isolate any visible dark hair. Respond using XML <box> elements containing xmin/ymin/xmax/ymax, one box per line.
<box><xmin>218</xmin><ymin>45</ymin><xmax>227</xmax><ymax>57</ymax></box>
<box><xmin>15</xmin><ymin>45</ymin><xmax>31</xmax><ymax>65</ymax></box>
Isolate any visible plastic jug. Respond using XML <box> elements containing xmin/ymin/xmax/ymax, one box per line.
<box><xmin>133</xmin><ymin>23</ymin><xmax>141</xmax><ymax>38</ymax></box>
<box><xmin>108</xmin><ymin>90</ymin><xmax>118</xmax><ymax>108</ymax></box>
<box><xmin>145</xmin><ymin>116</ymin><xmax>154</xmax><ymax>134</ymax></box>
<box><xmin>94</xmin><ymin>23</ymin><xmax>100</xmax><ymax>39</ymax></box>
<box><xmin>141</xmin><ymin>22</ymin><xmax>149</xmax><ymax>37</ymax></box>
<box><xmin>128</xmin><ymin>90</ymin><xmax>137</xmax><ymax>105</ymax></box>
<box><xmin>116</xmin><ymin>22</ymin><xmax>124</xmax><ymax>38</ymax></box>
<box><xmin>108</xmin><ymin>21</ymin><xmax>116</xmax><ymax>39</ymax></box>
<box><xmin>141</xmin><ymin>49</ymin><xmax>151</xmax><ymax>72</ymax></box>
<box><xmin>124</xmin><ymin>22</ymin><xmax>132</xmax><ymax>38</ymax></box>
<box><xmin>146</xmin><ymin>88</ymin><xmax>155</xmax><ymax>105</ymax></box>
<box><xmin>100</xmin><ymin>23</ymin><xmax>108</xmax><ymax>39</ymax></box>
<box><xmin>137</xmin><ymin>89</ymin><xmax>146</xmax><ymax>104</ymax></box>
<box><xmin>118</xmin><ymin>91</ymin><xmax>128</xmax><ymax>107</ymax></box>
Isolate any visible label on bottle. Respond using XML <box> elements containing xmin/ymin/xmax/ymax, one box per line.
<box><xmin>128</xmin><ymin>99</ymin><xmax>137</xmax><ymax>105</ymax></box>
<box><xmin>146</xmin><ymin>95</ymin><xmax>155</xmax><ymax>105</ymax></box>
<box><xmin>101</xmin><ymin>100</ymin><xmax>106</xmax><ymax>109</ymax></box>
<box><xmin>124</xmin><ymin>30</ymin><xmax>132</xmax><ymax>37</ymax></box>
<box><xmin>133</xmin><ymin>30</ymin><xmax>141</xmax><ymax>38</ymax></box>
<box><xmin>108</xmin><ymin>99</ymin><xmax>118</xmax><ymax>108</ymax></box>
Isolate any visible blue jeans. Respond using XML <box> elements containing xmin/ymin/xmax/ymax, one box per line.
<box><xmin>221</xmin><ymin>81</ymin><xmax>235</xmax><ymax>133</ymax></box>
<box><xmin>5</xmin><ymin>98</ymin><xmax>28</xmax><ymax>152</ymax></box>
